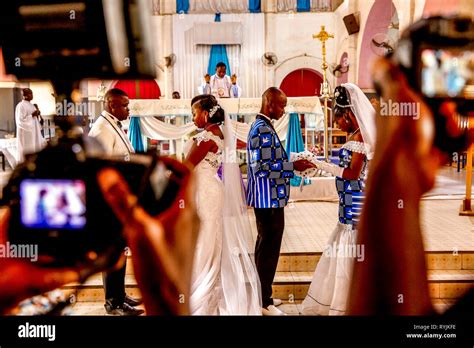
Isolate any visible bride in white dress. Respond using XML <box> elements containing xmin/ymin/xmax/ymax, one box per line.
<box><xmin>185</xmin><ymin>94</ymin><xmax>261</xmax><ymax>315</ymax></box>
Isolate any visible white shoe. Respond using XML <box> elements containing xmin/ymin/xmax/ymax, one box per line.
<box><xmin>273</xmin><ymin>298</ymin><xmax>283</xmax><ymax>307</ymax></box>
<box><xmin>262</xmin><ymin>305</ymin><xmax>287</xmax><ymax>316</ymax></box>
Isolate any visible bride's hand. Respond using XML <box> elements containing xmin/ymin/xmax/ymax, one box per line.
<box><xmin>98</xmin><ymin>158</ymin><xmax>200</xmax><ymax>315</ymax></box>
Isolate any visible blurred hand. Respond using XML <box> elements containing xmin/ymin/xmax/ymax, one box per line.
<box><xmin>98</xmin><ymin>157</ymin><xmax>200</xmax><ymax>315</ymax></box>
<box><xmin>0</xmin><ymin>209</ymin><xmax>80</xmax><ymax>314</ymax></box>
<box><xmin>204</xmin><ymin>74</ymin><xmax>211</xmax><ymax>83</ymax></box>
<box><xmin>371</xmin><ymin>57</ymin><xmax>449</xmax><ymax>195</ymax></box>
<box><xmin>293</xmin><ymin>159</ymin><xmax>316</xmax><ymax>172</ymax></box>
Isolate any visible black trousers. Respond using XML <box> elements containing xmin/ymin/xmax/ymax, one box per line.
<box><xmin>253</xmin><ymin>207</ymin><xmax>285</xmax><ymax>308</ymax></box>
<box><xmin>102</xmin><ymin>258</ymin><xmax>127</xmax><ymax>307</ymax></box>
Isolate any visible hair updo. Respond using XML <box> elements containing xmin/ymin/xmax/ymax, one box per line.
<box><xmin>333</xmin><ymin>86</ymin><xmax>351</xmax><ymax>118</ymax></box>
<box><xmin>191</xmin><ymin>94</ymin><xmax>225</xmax><ymax>124</ymax></box>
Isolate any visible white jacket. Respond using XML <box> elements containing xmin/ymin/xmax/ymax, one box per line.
<box><xmin>15</xmin><ymin>100</ymin><xmax>45</xmax><ymax>163</ymax></box>
<box><xmin>88</xmin><ymin>111</ymin><xmax>134</xmax><ymax>159</ymax></box>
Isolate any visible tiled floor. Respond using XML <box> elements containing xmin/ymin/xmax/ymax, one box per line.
<box><xmin>277</xmin><ymin>299</ymin><xmax>457</xmax><ymax>316</ymax></box>
<box><xmin>427</xmin><ymin>166</ymin><xmax>474</xmax><ymax>197</ymax></box>
<box><xmin>247</xmin><ymin>198</ymin><xmax>474</xmax><ymax>253</ymax></box>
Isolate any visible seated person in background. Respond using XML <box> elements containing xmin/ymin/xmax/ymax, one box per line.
<box><xmin>172</xmin><ymin>91</ymin><xmax>181</xmax><ymax>99</ymax></box>
<box><xmin>0</xmin><ymin>157</ymin><xmax>200</xmax><ymax>316</ymax></box>
<box><xmin>348</xmin><ymin>56</ymin><xmax>474</xmax><ymax>316</ymax></box>
<box><xmin>198</xmin><ymin>62</ymin><xmax>241</xmax><ymax>98</ymax></box>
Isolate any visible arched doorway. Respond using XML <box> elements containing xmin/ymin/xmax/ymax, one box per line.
<box><xmin>112</xmin><ymin>80</ymin><xmax>161</xmax><ymax>99</ymax></box>
<box><xmin>279</xmin><ymin>69</ymin><xmax>324</xmax><ymax>152</ymax></box>
<box><xmin>279</xmin><ymin>68</ymin><xmax>323</xmax><ymax>97</ymax></box>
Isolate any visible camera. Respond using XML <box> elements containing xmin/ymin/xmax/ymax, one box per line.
<box><xmin>0</xmin><ymin>0</ymin><xmax>155</xmax><ymax>81</ymax></box>
<box><xmin>391</xmin><ymin>15</ymin><xmax>474</xmax><ymax>154</ymax></box>
<box><xmin>2</xmin><ymin>119</ymin><xmax>180</xmax><ymax>268</ymax></box>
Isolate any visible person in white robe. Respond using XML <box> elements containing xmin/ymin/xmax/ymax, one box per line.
<box><xmin>15</xmin><ymin>88</ymin><xmax>46</xmax><ymax>163</ymax></box>
<box><xmin>198</xmin><ymin>62</ymin><xmax>242</xmax><ymax>98</ymax></box>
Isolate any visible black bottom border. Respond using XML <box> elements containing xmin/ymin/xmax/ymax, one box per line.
<box><xmin>0</xmin><ymin>315</ymin><xmax>473</xmax><ymax>346</ymax></box>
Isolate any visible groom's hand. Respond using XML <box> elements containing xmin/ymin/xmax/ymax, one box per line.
<box><xmin>293</xmin><ymin>159</ymin><xmax>316</xmax><ymax>172</ymax></box>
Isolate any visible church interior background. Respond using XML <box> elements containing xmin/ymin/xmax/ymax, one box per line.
<box><xmin>0</xmin><ymin>0</ymin><xmax>473</xmax><ymax>315</ymax></box>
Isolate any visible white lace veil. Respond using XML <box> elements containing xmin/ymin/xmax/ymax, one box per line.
<box><xmin>219</xmin><ymin>110</ymin><xmax>262</xmax><ymax>315</ymax></box>
<box><xmin>341</xmin><ymin>83</ymin><xmax>376</xmax><ymax>160</ymax></box>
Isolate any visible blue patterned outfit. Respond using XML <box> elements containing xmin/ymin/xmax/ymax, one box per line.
<box><xmin>246</xmin><ymin>114</ymin><xmax>294</xmax><ymax>208</ymax></box>
<box><xmin>302</xmin><ymin>140</ymin><xmax>369</xmax><ymax>315</ymax></box>
<box><xmin>335</xmin><ymin>141</ymin><xmax>368</xmax><ymax>227</ymax></box>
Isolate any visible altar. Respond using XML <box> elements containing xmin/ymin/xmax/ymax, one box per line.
<box><xmin>290</xmin><ymin>176</ymin><xmax>338</xmax><ymax>202</ymax></box>
<box><xmin>124</xmin><ymin>96</ymin><xmax>326</xmax><ymax>157</ymax></box>
<box><xmin>127</xmin><ymin>96</ymin><xmax>324</xmax><ymax>118</ymax></box>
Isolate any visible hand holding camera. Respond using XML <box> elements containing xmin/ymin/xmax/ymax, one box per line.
<box><xmin>0</xmin><ymin>208</ymin><xmax>80</xmax><ymax>314</ymax></box>
<box><xmin>0</xmin><ymin>154</ymin><xmax>199</xmax><ymax>315</ymax></box>
<box><xmin>371</xmin><ymin>16</ymin><xmax>474</xmax><ymax>195</ymax></box>
<box><xmin>98</xmin><ymin>157</ymin><xmax>199</xmax><ymax>315</ymax></box>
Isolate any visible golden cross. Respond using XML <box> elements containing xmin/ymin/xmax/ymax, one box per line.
<box><xmin>312</xmin><ymin>25</ymin><xmax>334</xmax><ymax>71</ymax></box>
<box><xmin>312</xmin><ymin>25</ymin><xmax>334</xmax><ymax>161</ymax></box>
<box><xmin>313</xmin><ymin>25</ymin><xmax>334</xmax><ymax>43</ymax></box>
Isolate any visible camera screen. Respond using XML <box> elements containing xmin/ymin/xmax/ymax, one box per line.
<box><xmin>20</xmin><ymin>179</ymin><xmax>86</xmax><ymax>230</ymax></box>
<box><xmin>421</xmin><ymin>48</ymin><xmax>474</xmax><ymax>98</ymax></box>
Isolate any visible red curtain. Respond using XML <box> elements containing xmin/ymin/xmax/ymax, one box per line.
<box><xmin>113</xmin><ymin>80</ymin><xmax>161</xmax><ymax>99</ymax></box>
<box><xmin>279</xmin><ymin>69</ymin><xmax>323</xmax><ymax>97</ymax></box>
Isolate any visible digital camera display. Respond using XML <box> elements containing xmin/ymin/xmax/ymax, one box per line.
<box><xmin>421</xmin><ymin>48</ymin><xmax>474</xmax><ymax>98</ymax></box>
<box><xmin>20</xmin><ymin>179</ymin><xmax>86</xmax><ymax>229</ymax></box>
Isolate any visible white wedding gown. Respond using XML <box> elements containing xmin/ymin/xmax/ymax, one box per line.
<box><xmin>185</xmin><ymin>129</ymin><xmax>262</xmax><ymax>315</ymax></box>
<box><xmin>187</xmin><ymin>131</ymin><xmax>225</xmax><ymax>315</ymax></box>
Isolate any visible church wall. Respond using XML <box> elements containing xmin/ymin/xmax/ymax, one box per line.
<box><xmin>268</xmin><ymin>12</ymin><xmax>337</xmax><ymax>91</ymax></box>
<box><xmin>84</xmin><ymin>0</ymin><xmax>471</xmax><ymax>99</ymax></box>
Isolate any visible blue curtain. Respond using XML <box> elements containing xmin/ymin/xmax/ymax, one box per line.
<box><xmin>286</xmin><ymin>113</ymin><xmax>310</xmax><ymax>186</ymax></box>
<box><xmin>128</xmin><ymin>117</ymin><xmax>145</xmax><ymax>153</ymax></box>
<box><xmin>207</xmin><ymin>13</ymin><xmax>231</xmax><ymax>76</ymax></box>
<box><xmin>176</xmin><ymin>0</ymin><xmax>189</xmax><ymax>13</ymax></box>
<box><xmin>249</xmin><ymin>0</ymin><xmax>261</xmax><ymax>13</ymax></box>
<box><xmin>297</xmin><ymin>0</ymin><xmax>311</xmax><ymax>12</ymax></box>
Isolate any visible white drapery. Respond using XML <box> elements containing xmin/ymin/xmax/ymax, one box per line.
<box><xmin>125</xmin><ymin>96</ymin><xmax>323</xmax><ymax>156</ymax></box>
<box><xmin>188</xmin><ymin>0</ymin><xmax>249</xmax><ymax>13</ymax></box>
<box><xmin>128</xmin><ymin>97</ymin><xmax>324</xmax><ymax>117</ymax></box>
<box><xmin>276</xmin><ymin>0</ymin><xmax>297</xmax><ymax>11</ymax></box>
<box><xmin>172</xmin><ymin>13</ymin><xmax>265</xmax><ymax>98</ymax></box>
<box><xmin>133</xmin><ymin>113</ymin><xmax>290</xmax><ymax>143</ymax></box>
<box><xmin>139</xmin><ymin>117</ymin><xmax>197</xmax><ymax>140</ymax></box>
<box><xmin>276</xmin><ymin>0</ymin><xmax>332</xmax><ymax>11</ymax></box>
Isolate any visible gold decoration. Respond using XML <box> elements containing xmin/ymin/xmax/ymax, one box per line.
<box><xmin>313</xmin><ymin>25</ymin><xmax>334</xmax><ymax>161</ymax></box>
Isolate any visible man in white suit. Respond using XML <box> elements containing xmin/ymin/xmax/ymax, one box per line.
<box><xmin>89</xmin><ymin>88</ymin><xmax>134</xmax><ymax>158</ymax></box>
<box><xmin>89</xmin><ymin>88</ymin><xmax>143</xmax><ymax>316</ymax></box>
<box><xmin>15</xmin><ymin>88</ymin><xmax>45</xmax><ymax>163</ymax></box>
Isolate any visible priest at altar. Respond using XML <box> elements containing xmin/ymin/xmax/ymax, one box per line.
<box><xmin>198</xmin><ymin>62</ymin><xmax>242</xmax><ymax>98</ymax></box>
